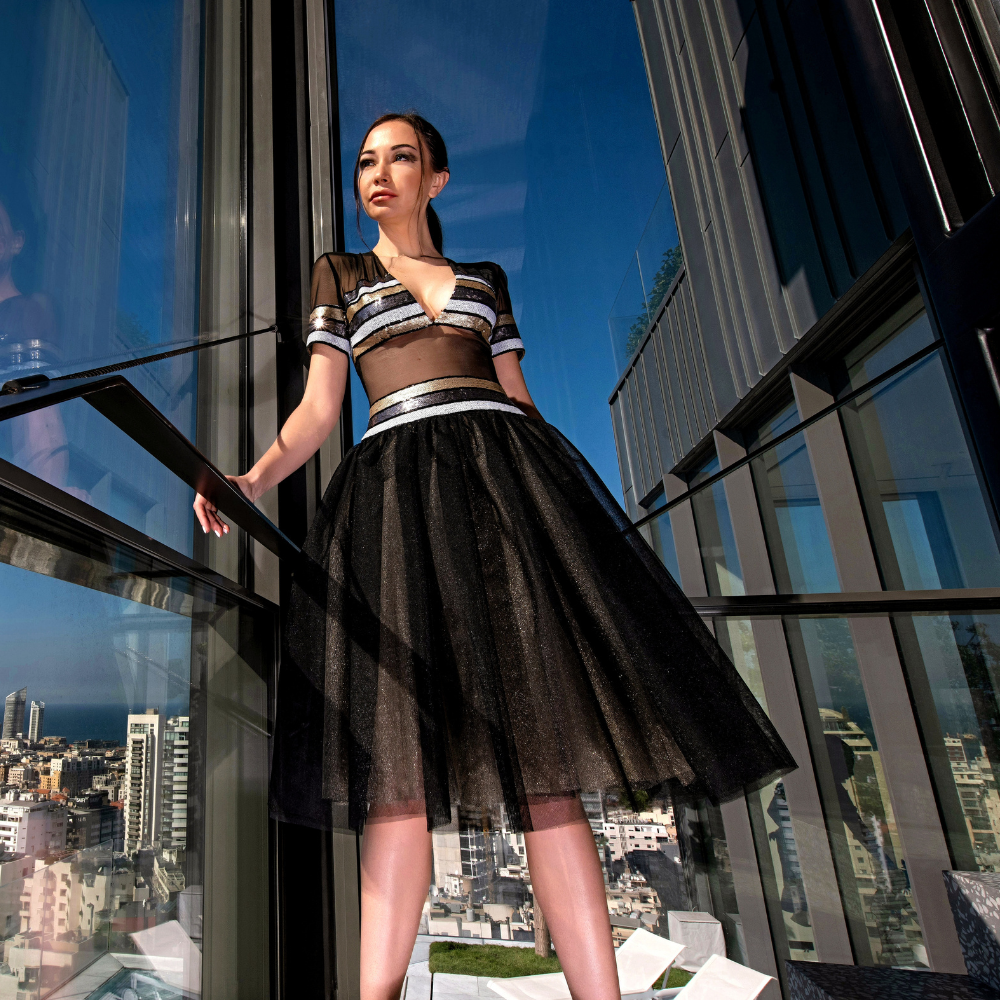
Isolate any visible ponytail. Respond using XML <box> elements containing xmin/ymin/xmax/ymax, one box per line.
<box><xmin>426</xmin><ymin>203</ymin><xmax>443</xmax><ymax>254</ymax></box>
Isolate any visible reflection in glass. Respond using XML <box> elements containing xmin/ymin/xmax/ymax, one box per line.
<box><xmin>894</xmin><ymin>613</ymin><xmax>1000</xmax><ymax>873</ymax></box>
<box><xmin>0</xmin><ymin>480</ymin><xmax>273</xmax><ymax>997</ymax></box>
<box><xmin>640</xmin><ymin>509</ymin><xmax>680</xmax><ymax>584</ymax></box>
<box><xmin>0</xmin><ymin>3</ymin><xmax>201</xmax><ymax>556</ymax></box>
<box><xmin>752</xmin><ymin>780</ymin><xmax>816</xmax><ymax>964</ymax></box>
<box><xmin>839</xmin><ymin>304</ymin><xmax>1000</xmax><ymax>590</ymax></box>
<box><xmin>609</xmin><ymin>182</ymin><xmax>683</xmax><ymax>372</ymax></box>
<box><xmin>715</xmin><ymin>618</ymin><xmax>817</xmax><ymax>964</ymax></box>
<box><xmin>749</xmin><ymin>403</ymin><xmax>839</xmax><ymax>594</ymax></box>
<box><xmin>673</xmin><ymin>795</ymin><xmax>746</xmax><ymax>965</ymax></box>
<box><xmin>690</xmin><ymin>457</ymin><xmax>744</xmax><ymax>597</ymax></box>
<box><xmin>785</xmin><ymin>617</ymin><xmax>927</xmax><ymax>967</ymax></box>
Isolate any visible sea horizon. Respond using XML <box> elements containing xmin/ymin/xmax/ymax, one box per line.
<box><xmin>29</xmin><ymin>703</ymin><xmax>190</xmax><ymax>746</ymax></box>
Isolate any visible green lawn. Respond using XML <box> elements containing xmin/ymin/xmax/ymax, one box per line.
<box><xmin>428</xmin><ymin>941</ymin><xmax>562</xmax><ymax>977</ymax></box>
<box><xmin>427</xmin><ymin>940</ymin><xmax>694</xmax><ymax>988</ymax></box>
<box><xmin>662</xmin><ymin>967</ymin><xmax>693</xmax><ymax>988</ymax></box>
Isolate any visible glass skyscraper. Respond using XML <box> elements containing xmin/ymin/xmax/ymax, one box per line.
<box><xmin>611</xmin><ymin>0</ymin><xmax>1000</xmax><ymax>994</ymax></box>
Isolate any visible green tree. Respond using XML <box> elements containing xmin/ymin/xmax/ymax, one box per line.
<box><xmin>624</xmin><ymin>246</ymin><xmax>684</xmax><ymax>360</ymax></box>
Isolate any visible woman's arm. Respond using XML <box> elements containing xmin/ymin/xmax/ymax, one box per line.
<box><xmin>194</xmin><ymin>345</ymin><xmax>348</xmax><ymax>536</ymax></box>
<box><xmin>494</xmin><ymin>353</ymin><xmax>542</xmax><ymax>420</ymax></box>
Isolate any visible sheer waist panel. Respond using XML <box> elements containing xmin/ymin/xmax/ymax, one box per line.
<box><xmin>354</xmin><ymin>325</ymin><xmax>499</xmax><ymax>403</ymax></box>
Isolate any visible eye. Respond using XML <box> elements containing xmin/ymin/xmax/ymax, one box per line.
<box><xmin>359</xmin><ymin>157</ymin><xmax>374</xmax><ymax>170</ymax></box>
<box><xmin>394</xmin><ymin>152</ymin><xmax>416</xmax><ymax>162</ymax></box>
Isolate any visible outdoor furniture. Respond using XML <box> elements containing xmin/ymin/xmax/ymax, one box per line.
<box><xmin>486</xmin><ymin>928</ymin><xmax>685</xmax><ymax>1000</ymax></box>
<box><xmin>786</xmin><ymin>960</ymin><xmax>1000</xmax><ymax>999</ymax></box>
<box><xmin>666</xmin><ymin>911</ymin><xmax>726</xmax><ymax>973</ymax></box>
<box><xmin>654</xmin><ymin>954</ymin><xmax>773</xmax><ymax>1000</ymax></box>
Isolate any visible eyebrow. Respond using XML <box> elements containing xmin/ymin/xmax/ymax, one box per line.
<box><xmin>360</xmin><ymin>143</ymin><xmax>418</xmax><ymax>156</ymax></box>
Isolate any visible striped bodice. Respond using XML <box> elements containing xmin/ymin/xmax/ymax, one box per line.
<box><xmin>305</xmin><ymin>252</ymin><xmax>526</xmax><ymax>439</ymax></box>
<box><xmin>306</xmin><ymin>254</ymin><xmax>522</xmax><ymax>363</ymax></box>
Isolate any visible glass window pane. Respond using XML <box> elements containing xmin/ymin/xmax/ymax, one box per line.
<box><xmin>0</xmin><ymin>477</ymin><xmax>273</xmax><ymax>997</ymax></box>
<box><xmin>1</xmin><ymin>5</ymin><xmax>205</xmax><ymax>558</ymax></box>
<box><xmin>672</xmin><ymin>794</ymin><xmax>746</xmax><ymax>966</ymax></box>
<box><xmin>784</xmin><ymin>617</ymin><xmax>928</xmax><ymax>967</ymax></box>
<box><xmin>715</xmin><ymin>619</ymin><xmax>817</xmax><ymax>966</ymax></box>
<box><xmin>841</xmin><ymin>299</ymin><xmax>936</xmax><ymax>391</ymax></box>
<box><xmin>690</xmin><ymin>457</ymin><xmax>745</xmax><ymax>597</ymax></box>
<box><xmin>640</xmin><ymin>509</ymin><xmax>680</xmax><ymax>584</ymax></box>
<box><xmin>750</xmin><ymin>404</ymin><xmax>839</xmax><ymax>594</ymax></box>
<box><xmin>839</xmin><ymin>317</ymin><xmax>1000</xmax><ymax>589</ymax></box>
<box><xmin>893</xmin><ymin>612</ymin><xmax>1000</xmax><ymax>872</ymax></box>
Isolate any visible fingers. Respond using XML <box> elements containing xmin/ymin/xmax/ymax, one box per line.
<box><xmin>193</xmin><ymin>494</ymin><xmax>231</xmax><ymax>537</ymax></box>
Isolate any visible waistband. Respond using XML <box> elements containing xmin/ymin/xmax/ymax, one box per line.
<box><xmin>363</xmin><ymin>376</ymin><xmax>524</xmax><ymax>439</ymax></box>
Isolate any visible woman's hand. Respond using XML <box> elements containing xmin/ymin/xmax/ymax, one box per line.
<box><xmin>191</xmin><ymin>344</ymin><xmax>348</xmax><ymax>539</ymax></box>
<box><xmin>193</xmin><ymin>474</ymin><xmax>254</xmax><ymax>538</ymax></box>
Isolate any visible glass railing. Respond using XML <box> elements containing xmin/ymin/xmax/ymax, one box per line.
<box><xmin>0</xmin><ymin>840</ymin><xmax>200</xmax><ymax>999</ymax></box>
<box><xmin>609</xmin><ymin>183</ymin><xmax>683</xmax><ymax>375</ymax></box>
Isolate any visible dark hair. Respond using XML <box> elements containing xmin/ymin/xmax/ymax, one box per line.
<box><xmin>353</xmin><ymin>112</ymin><xmax>449</xmax><ymax>254</ymax></box>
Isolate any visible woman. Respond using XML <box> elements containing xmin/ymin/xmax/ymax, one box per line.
<box><xmin>195</xmin><ymin>113</ymin><xmax>793</xmax><ymax>1000</ymax></box>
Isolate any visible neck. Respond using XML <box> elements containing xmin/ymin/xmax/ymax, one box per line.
<box><xmin>373</xmin><ymin>215</ymin><xmax>440</xmax><ymax>261</ymax></box>
<box><xmin>0</xmin><ymin>271</ymin><xmax>20</xmax><ymax>304</ymax></box>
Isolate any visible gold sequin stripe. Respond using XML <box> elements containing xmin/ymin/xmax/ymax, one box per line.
<box><xmin>309</xmin><ymin>304</ymin><xmax>345</xmax><ymax>329</ymax></box>
<box><xmin>345</xmin><ymin>281</ymin><xmax>409</xmax><ymax>323</ymax></box>
<box><xmin>368</xmin><ymin>377</ymin><xmax>506</xmax><ymax>418</ymax></box>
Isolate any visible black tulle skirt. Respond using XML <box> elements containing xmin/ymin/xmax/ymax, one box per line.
<box><xmin>270</xmin><ymin>409</ymin><xmax>794</xmax><ymax>832</ymax></box>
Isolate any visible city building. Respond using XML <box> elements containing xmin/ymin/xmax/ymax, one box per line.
<box><xmin>26</xmin><ymin>702</ymin><xmax>43</xmax><ymax>744</ymax></box>
<box><xmin>1</xmin><ymin>689</ymin><xmax>26</xmax><ymax>741</ymax></box>
<box><xmin>0</xmin><ymin>795</ymin><xmax>67</xmax><ymax>856</ymax></box>
<box><xmin>0</xmin><ymin>851</ymin><xmax>33</xmax><ymax>887</ymax></box>
<box><xmin>608</xmin><ymin>0</ymin><xmax>1000</xmax><ymax>991</ymax></box>
<box><xmin>160</xmin><ymin>716</ymin><xmax>189</xmax><ymax>850</ymax></box>
<box><xmin>602</xmin><ymin>821</ymin><xmax>672</xmax><ymax>862</ymax></box>
<box><xmin>122</xmin><ymin>711</ymin><xmax>164</xmax><ymax>853</ymax></box>
<box><xmin>66</xmin><ymin>791</ymin><xmax>124</xmax><ymax>850</ymax></box>
<box><xmin>5</xmin><ymin>765</ymin><xmax>37</xmax><ymax>790</ymax></box>
<box><xmin>46</xmin><ymin>754</ymin><xmax>105</xmax><ymax>797</ymax></box>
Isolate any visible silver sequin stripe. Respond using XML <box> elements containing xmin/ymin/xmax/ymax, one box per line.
<box><xmin>306</xmin><ymin>329</ymin><xmax>351</xmax><ymax>354</ymax></box>
<box><xmin>360</xmin><ymin>399</ymin><xmax>526</xmax><ymax>439</ymax></box>
<box><xmin>491</xmin><ymin>337</ymin><xmax>524</xmax><ymax>357</ymax></box>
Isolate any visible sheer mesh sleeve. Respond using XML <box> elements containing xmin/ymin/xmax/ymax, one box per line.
<box><xmin>489</xmin><ymin>265</ymin><xmax>524</xmax><ymax>360</ymax></box>
<box><xmin>307</xmin><ymin>255</ymin><xmax>350</xmax><ymax>356</ymax></box>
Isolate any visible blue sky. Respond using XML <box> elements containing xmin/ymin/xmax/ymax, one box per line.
<box><xmin>336</xmin><ymin>0</ymin><xmax>670</xmax><ymax>497</ymax></box>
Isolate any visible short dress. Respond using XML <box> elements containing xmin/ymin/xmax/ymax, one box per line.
<box><xmin>270</xmin><ymin>251</ymin><xmax>795</xmax><ymax>832</ymax></box>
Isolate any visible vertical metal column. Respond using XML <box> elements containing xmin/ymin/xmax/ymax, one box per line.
<box><xmin>713</xmin><ymin>429</ymin><xmax>853</xmax><ymax>966</ymax></box>
<box><xmin>791</xmin><ymin>371</ymin><xmax>965</xmax><ymax>973</ymax></box>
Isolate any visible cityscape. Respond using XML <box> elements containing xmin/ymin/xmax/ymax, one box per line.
<box><xmin>0</xmin><ymin>685</ymin><xmax>194</xmax><ymax>999</ymax></box>
<box><xmin>421</xmin><ymin>791</ymin><xmax>683</xmax><ymax>950</ymax></box>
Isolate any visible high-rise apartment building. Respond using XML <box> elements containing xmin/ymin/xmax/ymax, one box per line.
<box><xmin>2</xmin><ymin>688</ymin><xmax>27</xmax><ymax>740</ymax></box>
<box><xmin>0</xmin><ymin>795</ymin><xmax>67</xmax><ymax>856</ymax></box>
<box><xmin>27</xmin><ymin>701</ymin><xmax>44</xmax><ymax>744</ymax></box>
<box><xmin>122</xmin><ymin>710</ymin><xmax>165</xmax><ymax>853</ymax></box>
<box><xmin>610</xmin><ymin>0</ymin><xmax>1000</xmax><ymax>991</ymax></box>
<box><xmin>161</xmin><ymin>716</ymin><xmax>189</xmax><ymax>851</ymax></box>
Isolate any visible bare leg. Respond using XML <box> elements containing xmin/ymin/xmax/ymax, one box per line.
<box><xmin>359</xmin><ymin>807</ymin><xmax>432</xmax><ymax>1000</ymax></box>
<box><xmin>524</xmin><ymin>797</ymin><xmax>619</xmax><ymax>1000</ymax></box>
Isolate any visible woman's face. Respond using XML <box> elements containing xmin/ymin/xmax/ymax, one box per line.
<box><xmin>357</xmin><ymin>119</ymin><xmax>448</xmax><ymax>228</ymax></box>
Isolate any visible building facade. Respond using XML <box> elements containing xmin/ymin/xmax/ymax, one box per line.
<box><xmin>2</xmin><ymin>689</ymin><xmax>26</xmax><ymax>741</ymax></box>
<box><xmin>611</xmin><ymin>0</ymin><xmax>1000</xmax><ymax>993</ymax></box>
<box><xmin>26</xmin><ymin>702</ymin><xmax>43</xmax><ymax>744</ymax></box>
<box><xmin>122</xmin><ymin>711</ymin><xmax>164</xmax><ymax>853</ymax></box>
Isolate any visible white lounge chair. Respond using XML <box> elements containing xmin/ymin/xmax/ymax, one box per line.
<box><xmin>487</xmin><ymin>928</ymin><xmax>685</xmax><ymax>1000</ymax></box>
<box><xmin>655</xmin><ymin>953</ymin><xmax>774</xmax><ymax>1000</ymax></box>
